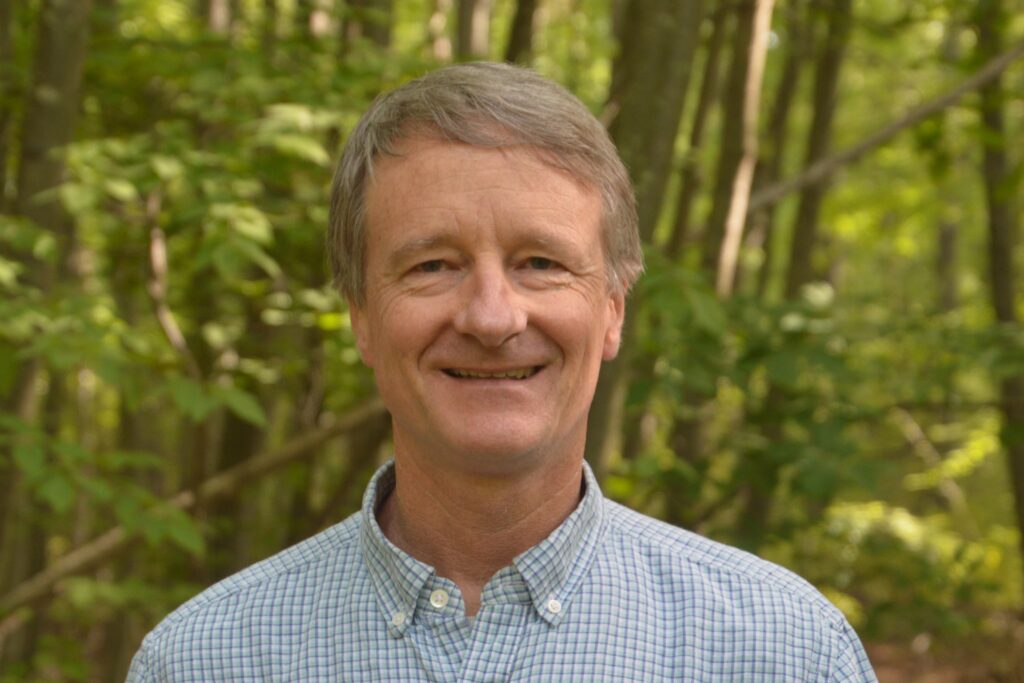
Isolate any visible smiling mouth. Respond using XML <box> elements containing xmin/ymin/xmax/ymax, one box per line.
<box><xmin>443</xmin><ymin>366</ymin><xmax>542</xmax><ymax>380</ymax></box>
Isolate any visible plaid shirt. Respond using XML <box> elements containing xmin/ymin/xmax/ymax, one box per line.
<box><xmin>127</xmin><ymin>462</ymin><xmax>877</xmax><ymax>682</ymax></box>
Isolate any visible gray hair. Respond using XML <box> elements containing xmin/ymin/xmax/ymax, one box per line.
<box><xmin>328</xmin><ymin>61</ymin><xmax>642</xmax><ymax>306</ymax></box>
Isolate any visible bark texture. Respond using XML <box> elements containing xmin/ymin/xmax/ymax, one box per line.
<box><xmin>585</xmin><ymin>0</ymin><xmax>705</xmax><ymax>477</ymax></box>
<box><xmin>974</xmin><ymin>0</ymin><xmax>1024</xmax><ymax>584</ymax></box>
<box><xmin>666</xmin><ymin>4</ymin><xmax>728</xmax><ymax>258</ymax></box>
<box><xmin>782</xmin><ymin>0</ymin><xmax>851</xmax><ymax>298</ymax></box>
<box><xmin>504</xmin><ymin>0</ymin><xmax>538</xmax><ymax>64</ymax></box>
<box><xmin>456</xmin><ymin>0</ymin><xmax>491</xmax><ymax>58</ymax></box>
<box><xmin>340</xmin><ymin>0</ymin><xmax>393</xmax><ymax>52</ymax></box>
<box><xmin>1</xmin><ymin>5</ymin><xmax>93</xmax><ymax>662</ymax></box>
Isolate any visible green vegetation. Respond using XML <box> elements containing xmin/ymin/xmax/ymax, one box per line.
<box><xmin>1</xmin><ymin>0</ymin><xmax>1022</xmax><ymax>679</ymax></box>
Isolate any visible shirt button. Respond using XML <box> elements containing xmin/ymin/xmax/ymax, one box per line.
<box><xmin>391</xmin><ymin>611</ymin><xmax>407</xmax><ymax>627</ymax></box>
<box><xmin>546</xmin><ymin>598</ymin><xmax>562</xmax><ymax>614</ymax></box>
<box><xmin>429</xmin><ymin>589</ymin><xmax>450</xmax><ymax>609</ymax></box>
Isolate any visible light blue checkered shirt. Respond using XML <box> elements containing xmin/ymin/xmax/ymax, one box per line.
<box><xmin>127</xmin><ymin>461</ymin><xmax>877</xmax><ymax>681</ymax></box>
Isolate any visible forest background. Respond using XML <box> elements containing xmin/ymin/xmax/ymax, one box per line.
<box><xmin>1</xmin><ymin>0</ymin><xmax>1023</xmax><ymax>680</ymax></box>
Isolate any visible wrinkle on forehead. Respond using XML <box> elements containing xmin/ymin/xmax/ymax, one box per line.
<box><xmin>365</xmin><ymin>138</ymin><xmax>600</xmax><ymax>250</ymax></box>
<box><xmin>370</xmin><ymin>135</ymin><xmax>595</xmax><ymax>198</ymax></box>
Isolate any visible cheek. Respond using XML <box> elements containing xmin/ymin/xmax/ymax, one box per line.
<box><xmin>372</xmin><ymin>304</ymin><xmax>442</xmax><ymax>363</ymax></box>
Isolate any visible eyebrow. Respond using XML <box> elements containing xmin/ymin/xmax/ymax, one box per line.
<box><xmin>387</xmin><ymin>235</ymin><xmax>456</xmax><ymax>268</ymax></box>
<box><xmin>386</xmin><ymin>230</ymin><xmax>581</xmax><ymax>269</ymax></box>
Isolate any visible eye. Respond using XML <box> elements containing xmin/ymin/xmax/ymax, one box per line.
<box><xmin>416</xmin><ymin>259</ymin><xmax>446</xmax><ymax>273</ymax></box>
<box><xmin>526</xmin><ymin>256</ymin><xmax>556</xmax><ymax>271</ymax></box>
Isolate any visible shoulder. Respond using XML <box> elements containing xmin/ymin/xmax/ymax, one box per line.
<box><xmin>602</xmin><ymin>499</ymin><xmax>848</xmax><ymax>627</ymax></box>
<box><xmin>598</xmin><ymin>501</ymin><xmax>876</xmax><ymax>680</ymax></box>
<box><xmin>129</xmin><ymin>512</ymin><xmax>364</xmax><ymax>679</ymax></box>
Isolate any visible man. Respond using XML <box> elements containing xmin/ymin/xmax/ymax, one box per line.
<box><xmin>127</xmin><ymin>63</ymin><xmax>877</xmax><ymax>682</ymax></box>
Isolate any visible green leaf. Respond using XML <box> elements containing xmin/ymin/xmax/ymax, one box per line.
<box><xmin>59</xmin><ymin>183</ymin><xmax>100</xmax><ymax>213</ymax></box>
<box><xmin>151</xmin><ymin>155</ymin><xmax>185</xmax><ymax>181</ymax></box>
<box><xmin>765</xmin><ymin>351</ymin><xmax>800</xmax><ymax>388</ymax></box>
<box><xmin>269</xmin><ymin>133</ymin><xmax>331</xmax><ymax>166</ymax></box>
<box><xmin>155</xmin><ymin>505</ymin><xmax>205</xmax><ymax>556</ymax></box>
<box><xmin>12</xmin><ymin>441</ymin><xmax>47</xmax><ymax>480</ymax></box>
<box><xmin>76</xmin><ymin>474</ymin><xmax>115</xmax><ymax>503</ymax></box>
<box><xmin>684</xmin><ymin>288</ymin><xmax>727</xmax><ymax>336</ymax></box>
<box><xmin>213</xmin><ymin>384</ymin><xmax>267</xmax><ymax>427</ymax></box>
<box><xmin>104</xmin><ymin>178</ymin><xmax>139</xmax><ymax>202</ymax></box>
<box><xmin>210</xmin><ymin>203</ymin><xmax>272</xmax><ymax>244</ymax></box>
<box><xmin>38</xmin><ymin>474</ymin><xmax>76</xmax><ymax>513</ymax></box>
<box><xmin>166</xmin><ymin>376</ymin><xmax>219</xmax><ymax>422</ymax></box>
<box><xmin>232</xmin><ymin>239</ymin><xmax>282</xmax><ymax>278</ymax></box>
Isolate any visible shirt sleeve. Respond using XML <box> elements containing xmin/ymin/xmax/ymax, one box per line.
<box><xmin>125</xmin><ymin>641</ymin><xmax>151</xmax><ymax>683</ymax></box>
<box><xmin>828</xmin><ymin>618</ymin><xmax>878</xmax><ymax>683</ymax></box>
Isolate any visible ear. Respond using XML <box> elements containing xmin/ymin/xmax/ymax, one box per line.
<box><xmin>602</xmin><ymin>291</ymin><xmax>626</xmax><ymax>361</ymax></box>
<box><xmin>348</xmin><ymin>301</ymin><xmax>375</xmax><ymax>367</ymax></box>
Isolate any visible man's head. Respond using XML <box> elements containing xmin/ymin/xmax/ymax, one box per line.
<box><xmin>328</xmin><ymin>62</ymin><xmax>642</xmax><ymax>306</ymax></box>
<box><xmin>329</xmin><ymin>63</ymin><xmax>642</xmax><ymax>475</ymax></box>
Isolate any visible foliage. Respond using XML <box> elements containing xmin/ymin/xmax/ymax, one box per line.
<box><xmin>0</xmin><ymin>0</ymin><xmax>1021</xmax><ymax>679</ymax></box>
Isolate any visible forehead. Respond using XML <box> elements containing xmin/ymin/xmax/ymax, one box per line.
<box><xmin>363</xmin><ymin>137</ymin><xmax>601</xmax><ymax>240</ymax></box>
<box><xmin>368</xmin><ymin>135</ymin><xmax>588</xmax><ymax>192</ymax></box>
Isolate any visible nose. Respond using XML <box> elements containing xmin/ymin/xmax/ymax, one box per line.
<box><xmin>452</xmin><ymin>264</ymin><xmax>527</xmax><ymax>347</ymax></box>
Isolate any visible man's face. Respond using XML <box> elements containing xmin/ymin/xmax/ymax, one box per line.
<box><xmin>350</xmin><ymin>137</ymin><xmax>624</xmax><ymax>477</ymax></box>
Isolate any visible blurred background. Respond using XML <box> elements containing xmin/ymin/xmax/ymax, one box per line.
<box><xmin>1</xmin><ymin>0</ymin><xmax>1023</xmax><ymax>680</ymax></box>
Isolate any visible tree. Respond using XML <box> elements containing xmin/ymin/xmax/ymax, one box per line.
<box><xmin>1</xmin><ymin>0</ymin><xmax>93</xmax><ymax>668</ymax></box>
<box><xmin>782</xmin><ymin>0</ymin><xmax>852</xmax><ymax>299</ymax></box>
<box><xmin>974</xmin><ymin>0</ymin><xmax>1024</xmax><ymax>588</ymax></box>
<box><xmin>585</xmin><ymin>0</ymin><xmax>705</xmax><ymax>476</ymax></box>
<box><xmin>504</xmin><ymin>0</ymin><xmax>538</xmax><ymax>64</ymax></box>
<box><xmin>456</xmin><ymin>0</ymin><xmax>491</xmax><ymax>59</ymax></box>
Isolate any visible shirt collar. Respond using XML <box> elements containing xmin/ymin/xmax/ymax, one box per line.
<box><xmin>359</xmin><ymin>460</ymin><xmax>607</xmax><ymax>632</ymax></box>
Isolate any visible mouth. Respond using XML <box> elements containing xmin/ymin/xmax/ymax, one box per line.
<box><xmin>442</xmin><ymin>366</ymin><xmax>543</xmax><ymax>380</ymax></box>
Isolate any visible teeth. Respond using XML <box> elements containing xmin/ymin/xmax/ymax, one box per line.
<box><xmin>448</xmin><ymin>367</ymin><xmax>536</xmax><ymax>379</ymax></box>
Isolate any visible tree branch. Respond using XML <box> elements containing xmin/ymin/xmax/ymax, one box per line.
<box><xmin>716</xmin><ymin>0</ymin><xmax>775</xmax><ymax>297</ymax></box>
<box><xmin>145</xmin><ymin>190</ymin><xmax>201</xmax><ymax>381</ymax></box>
<box><xmin>0</xmin><ymin>398</ymin><xmax>387</xmax><ymax>617</ymax></box>
<box><xmin>891</xmin><ymin>407</ymin><xmax>978</xmax><ymax>538</ymax></box>
<box><xmin>748</xmin><ymin>38</ymin><xmax>1024</xmax><ymax>213</ymax></box>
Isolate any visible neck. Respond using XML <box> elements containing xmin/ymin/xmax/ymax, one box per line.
<box><xmin>376</xmin><ymin>450</ymin><xmax>584</xmax><ymax>617</ymax></box>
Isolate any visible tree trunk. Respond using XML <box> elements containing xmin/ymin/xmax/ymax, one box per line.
<box><xmin>456</xmin><ymin>0</ymin><xmax>491</xmax><ymax>59</ymax></box>
<box><xmin>699</xmin><ymin>0</ymin><xmax>763</xmax><ymax>277</ymax></box>
<box><xmin>504</xmin><ymin>0</ymin><xmax>537</xmax><ymax>64</ymax></box>
<box><xmin>0</xmin><ymin>376</ymin><xmax>61</xmax><ymax>668</ymax></box>
<box><xmin>749</xmin><ymin>0</ymin><xmax>813</xmax><ymax>296</ymax></box>
<box><xmin>974</xmin><ymin>0</ymin><xmax>1024</xmax><ymax>592</ymax></box>
<box><xmin>712</xmin><ymin>0</ymin><xmax>773</xmax><ymax>297</ymax></box>
<box><xmin>14</xmin><ymin>0</ymin><xmax>92</xmax><ymax>263</ymax></box>
<box><xmin>261</xmin><ymin>0</ymin><xmax>277</xmax><ymax>53</ymax></box>
<box><xmin>936</xmin><ymin>219</ymin><xmax>958</xmax><ymax>312</ymax></box>
<box><xmin>665</xmin><ymin>4</ymin><xmax>728</xmax><ymax>258</ymax></box>
<box><xmin>200</xmin><ymin>0</ymin><xmax>233</xmax><ymax>33</ymax></box>
<box><xmin>782</xmin><ymin>0</ymin><xmax>851</xmax><ymax>299</ymax></box>
<box><xmin>736</xmin><ymin>0</ymin><xmax>852</xmax><ymax>552</ymax></box>
<box><xmin>339</xmin><ymin>0</ymin><xmax>392</xmax><ymax>53</ymax></box>
<box><xmin>585</xmin><ymin>0</ymin><xmax>705</xmax><ymax>477</ymax></box>
<box><xmin>620</xmin><ymin>4</ymin><xmax>729</xmax><ymax>466</ymax></box>
<box><xmin>0</xmin><ymin>0</ymin><xmax>13</xmax><ymax>210</ymax></box>
<box><xmin>295</xmin><ymin>0</ymin><xmax>314</xmax><ymax>39</ymax></box>
<box><xmin>1</xmin><ymin>0</ymin><xmax>92</xmax><ymax>644</ymax></box>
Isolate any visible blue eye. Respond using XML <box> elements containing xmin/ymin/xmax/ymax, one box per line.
<box><xmin>528</xmin><ymin>257</ymin><xmax>554</xmax><ymax>270</ymax></box>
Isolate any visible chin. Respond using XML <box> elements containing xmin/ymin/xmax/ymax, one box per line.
<box><xmin>438</xmin><ymin>424</ymin><xmax>550</xmax><ymax>472</ymax></box>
